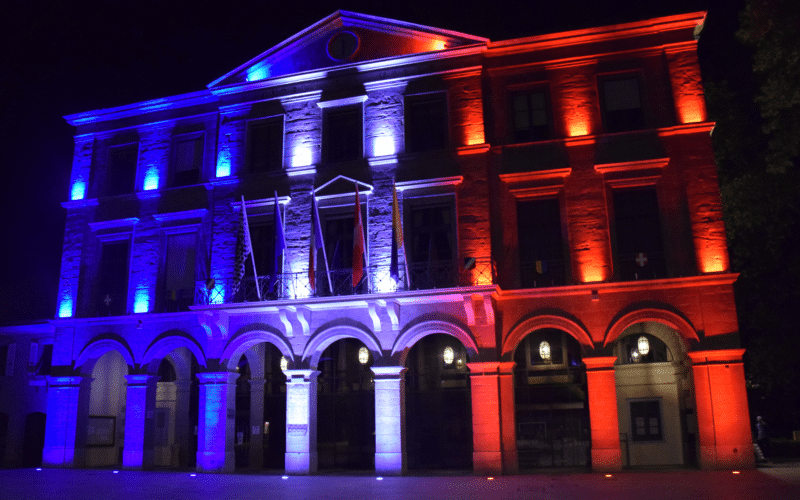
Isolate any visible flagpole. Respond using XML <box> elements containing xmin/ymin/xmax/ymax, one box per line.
<box><xmin>274</xmin><ymin>191</ymin><xmax>287</xmax><ymax>299</ymax></box>
<box><xmin>393</xmin><ymin>182</ymin><xmax>411</xmax><ymax>289</ymax></box>
<box><xmin>242</xmin><ymin>196</ymin><xmax>262</xmax><ymax>300</ymax></box>
<box><xmin>312</xmin><ymin>191</ymin><xmax>333</xmax><ymax>293</ymax></box>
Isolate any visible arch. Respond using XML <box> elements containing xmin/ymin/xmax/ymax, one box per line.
<box><xmin>502</xmin><ymin>314</ymin><xmax>593</xmax><ymax>360</ymax></box>
<box><xmin>141</xmin><ymin>332</ymin><xmax>206</xmax><ymax>374</ymax></box>
<box><xmin>221</xmin><ymin>330</ymin><xmax>294</xmax><ymax>371</ymax></box>
<box><xmin>391</xmin><ymin>319</ymin><xmax>479</xmax><ymax>366</ymax></box>
<box><xmin>604</xmin><ymin>308</ymin><xmax>699</xmax><ymax>348</ymax></box>
<box><xmin>302</xmin><ymin>324</ymin><xmax>383</xmax><ymax>369</ymax></box>
<box><xmin>75</xmin><ymin>338</ymin><xmax>135</xmax><ymax>374</ymax></box>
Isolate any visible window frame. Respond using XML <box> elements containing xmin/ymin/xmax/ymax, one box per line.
<box><xmin>323</xmin><ymin>104</ymin><xmax>364</xmax><ymax>163</ymax></box>
<box><xmin>509</xmin><ymin>89</ymin><xmax>552</xmax><ymax>143</ymax></box>
<box><xmin>102</xmin><ymin>142</ymin><xmax>139</xmax><ymax>197</ymax></box>
<box><xmin>170</xmin><ymin>132</ymin><xmax>204</xmax><ymax>187</ymax></box>
<box><xmin>404</xmin><ymin>91</ymin><xmax>449</xmax><ymax>153</ymax></box>
<box><xmin>599</xmin><ymin>74</ymin><xmax>647</xmax><ymax>133</ymax></box>
<box><xmin>246</xmin><ymin>115</ymin><xmax>285</xmax><ymax>174</ymax></box>
<box><xmin>629</xmin><ymin>398</ymin><xmax>664</xmax><ymax>442</ymax></box>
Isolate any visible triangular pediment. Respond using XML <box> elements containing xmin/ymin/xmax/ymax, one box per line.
<box><xmin>209</xmin><ymin>11</ymin><xmax>487</xmax><ymax>88</ymax></box>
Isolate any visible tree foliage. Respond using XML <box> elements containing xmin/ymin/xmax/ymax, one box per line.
<box><xmin>704</xmin><ymin>0</ymin><xmax>800</xmax><ymax>434</ymax></box>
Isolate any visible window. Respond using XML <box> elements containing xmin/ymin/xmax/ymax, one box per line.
<box><xmin>97</xmin><ymin>240</ymin><xmax>130</xmax><ymax>316</ymax></box>
<box><xmin>103</xmin><ymin>143</ymin><xmax>138</xmax><ymax>196</ymax></box>
<box><xmin>405</xmin><ymin>93</ymin><xmax>448</xmax><ymax>152</ymax></box>
<box><xmin>517</xmin><ymin>198</ymin><xmax>566</xmax><ymax>287</ymax></box>
<box><xmin>407</xmin><ymin>202</ymin><xmax>456</xmax><ymax>289</ymax></box>
<box><xmin>324</xmin><ymin>106</ymin><xmax>362</xmax><ymax>162</ymax></box>
<box><xmin>630</xmin><ymin>399</ymin><xmax>663</xmax><ymax>442</ymax></box>
<box><xmin>613</xmin><ymin>188</ymin><xmax>666</xmax><ymax>280</ymax></box>
<box><xmin>162</xmin><ymin>233</ymin><xmax>196</xmax><ymax>313</ymax></box>
<box><xmin>171</xmin><ymin>135</ymin><xmax>203</xmax><ymax>187</ymax></box>
<box><xmin>0</xmin><ymin>345</ymin><xmax>9</xmax><ymax>376</ymax></box>
<box><xmin>601</xmin><ymin>77</ymin><xmax>645</xmax><ymax>133</ymax></box>
<box><xmin>511</xmin><ymin>91</ymin><xmax>550</xmax><ymax>142</ymax></box>
<box><xmin>247</xmin><ymin>117</ymin><xmax>283</xmax><ymax>173</ymax></box>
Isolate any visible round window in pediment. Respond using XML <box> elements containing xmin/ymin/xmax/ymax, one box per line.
<box><xmin>328</xmin><ymin>31</ymin><xmax>360</xmax><ymax>61</ymax></box>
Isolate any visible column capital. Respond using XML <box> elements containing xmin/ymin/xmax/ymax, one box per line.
<box><xmin>467</xmin><ymin>361</ymin><xmax>516</xmax><ymax>375</ymax></box>
<box><xmin>583</xmin><ymin>356</ymin><xmax>618</xmax><ymax>370</ymax></box>
<box><xmin>45</xmin><ymin>375</ymin><xmax>89</xmax><ymax>387</ymax></box>
<box><xmin>284</xmin><ymin>369</ymin><xmax>320</xmax><ymax>383</ymax></box>
<box><xmin>371</xmin><ymin>366</ymin><xmax>407</xmax><ymax>378</ymax></box>
<box><xmin>196</xmin><ymin>371</ymin><xmax>239</xmax><ymax>384</ymax></box>
<box><xmin>125</xmin><ymin>374</ymin><xmax>160</xmax><ymax>386</ymax></box>
<box><xmin>688</xmin><ymin>349</ymin><xmax>745</xmax><ymax>365</ymax></box>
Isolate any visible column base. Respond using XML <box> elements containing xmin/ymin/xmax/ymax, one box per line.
<box><xmin>473</xmin><ymin>451</ymin><xmax>502</xmax><ymax>475</ymax></box>
<box><xmin>375</xmin><ymin>452</ymin><xmax>404</xmax><ymax>475</ymax></box>
<box><xmin>42</xmin><ymin>447</ymin><xmax>77</xmax><ymax>467</ymax></box>
<box><xmin>698</xmin><ymin>445</ymin><xmax>756</xmax><ymax>470</ymax></box>
<box><xmin>591</xmin><ymin>448</ymin><xmax>622</xmax><ymax>472</ymax></box>
<box><xmin>196</xmin><ymin>451</ymin><xmax>235</xmax><ymax>473</ymax></box>
<box><xmin>285</xmin><ymin>452</ymin><xmax>318</xmax><ymax>474</ymax></box>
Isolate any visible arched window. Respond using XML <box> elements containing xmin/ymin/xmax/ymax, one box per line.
<box><xmin>618</xmin><ymin>333</ymin><xmax>671</xmax><ymax>364</ymax></box>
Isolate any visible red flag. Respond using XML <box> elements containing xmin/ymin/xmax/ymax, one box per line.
<box><xmin>353</xmin><ymin>184</ymin><xmax>366</xmax><ymax>288</ymax></box>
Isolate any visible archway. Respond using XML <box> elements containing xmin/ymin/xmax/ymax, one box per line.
<box><xmin>85</xmin><ymin>350</ymin><xmax>128</xmax><ymax>467</ymax></box>
<box><xmin>611</xmin><ymin>321</ymin><xmax>691</xmax><ymax>467</ymax></box>
<box><xmin>316</xmin><ymin>338</ymin><xmax>375</xmax><ymax>470</ymax></box>
<box><xmin>405</xmin><ymin>333</ymin><xmax>472</xmax><ymax>470</ymax></box>
<box><xmin>513</xmin><ymin>328</ymin><xmax>589</xmax><ymax>469</ymax></box>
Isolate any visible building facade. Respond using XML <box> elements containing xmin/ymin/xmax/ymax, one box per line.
<box><xmin>0</xmin><ymin>11</ymin><xmax>753</xmax><ymax>474</ymax></box>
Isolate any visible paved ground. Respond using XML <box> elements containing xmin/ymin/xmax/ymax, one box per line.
<box><xmin>1</xmin><ymin>466</ymin><xmax>799</xmax><ymax>500</ymax></box>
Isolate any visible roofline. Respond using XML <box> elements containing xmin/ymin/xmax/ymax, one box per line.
<box><xmin>63</xmin><ymin>89</ymin><xmax>217</xmax><ymax>127</ymax></box>
<box><xmin>487</xmin><ymin>11</ymin><xmax>706</xmax><ymax>54</ymax></box>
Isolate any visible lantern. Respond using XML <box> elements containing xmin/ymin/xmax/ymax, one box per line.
<box><xmin>637</xmin><ymin>336</ymin><xmax>650</xmax><ymax>356</ymax></box>
<box><xmin>539</xmin><ymin>340</ymin><xmax>551</xmax><ymax>362</ymax></box>
<box><xmin>443</xmin><ymin>346</ymin><xmax>455</xmax><ymax>365</ymax></box>
<box><xmin>358</xmin><ymin>346</ymin><xmax>369</xmax><ymax>365</ymax></box>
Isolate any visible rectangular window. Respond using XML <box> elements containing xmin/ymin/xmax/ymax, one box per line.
<box><xmin>630</xmin><ymin>399</ymin><xmax>663</xmax><ymax>442</ymax></box>
<box><xmin>324</xmin><ymin>106</ymin><xmax>362</xmax><ymax>162</ymax></box>
<box><xmin>104</xmin><ymin>144</ymin><xmax>138</xmax><ymax>196</ymax></box>
<box><xmin>163</xmin><ymin>233</ymin><xmax>196</xmax><ymax>313</ymax></box>
<box><xmin>602</xmin><ymin>77</ymin><xmax>645</xmax><ymax>133</ymax></box>
<box><xmin>613</xmin><ymin>188</ymin><xmax>666</xmax><ymax>280</ymax></box>
<box><xmin>245</xmin><ymin>222</ymin><xmax>276</xmax><ymax>279</ymax></box>
<box><xmin>512</xmin><ymin>91</ymin><xmax>550</xmax><ymax>143</ymax></box>
<box><xmin>0</xmin><ymin>345</ymin><xmax>8</xmax><ymax>376</ymax></box>
<box><xmin>407</xmin><ymin>202</ymin><xmax>456</xmax><ymax>289</ymax></box>
<box><xmin>247</xmin><ymin>117</ymin><xmax>284</xmax><ymax>173</ymax></box>
<box><xmin>97</xmin><ymin>240</ymin><xmax>130</xmax><ymax>316</ymax></box>
<box><xmin>324</xmin><ymin>215</ymin><xmax>356</xmax><ymax>294</ymax></box>
<box><xmin>405</xmin><ymin>93</ymin><xmax>448</xmax><ymax>152</ymax></box>
<box><xmin>517</xmin><ymin>198</ymin><xmax>566</xmax><ymax>287</ymax></box>
<box><xmin>172</xmin><ymin>135</ymin><xmax>203</xmax><ymax>187</ymax></box>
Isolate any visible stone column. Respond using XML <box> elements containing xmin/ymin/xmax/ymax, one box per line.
<box><xmin>284</xmin><ymin>369</ymin><xmax>319</xmax><ymax>474</ymax></box>
<box><xmin>196</xmin><ymin>372</ymin><xmax>238</xmax><ymax>473</ymax></box>
<box><xmin>42</xmin><ymin>375</ymin><xmax>90</xmax><ymax>467</ymax></box>
<box><xmin>467</xmin><ymin>362</ymin><xmax>518</xmax><ymax>475</ymax></box>
<box><xmin>372</xmin><ymin>366</ymin><xmax>406</xmax><ymax>475</ymax></box>
<box><xmin>688</xmin><ymin>349</ymin><xmax>754</xmax><ymax>470</ymax></box>
<box><xmin>122</xmin><ymin>374</ymin><xmax>159</xmax><ymax>469</ymax></box>
<box><xmin>174</xmin><ymin>379</ymin><xmax>192</xmax><ymax>467</ymax></box>
<box><xmin>584</xmin><ymin>357</ymin><xmax>622</xmax><ymax>472</ymax></box>
<box><xmin>248</xmin><ymin>378</ymin><xmax>266</xmax><ymax>470</ymax></box>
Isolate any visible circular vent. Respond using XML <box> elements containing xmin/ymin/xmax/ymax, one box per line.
<box><xmin>328</xmin><ymin>31</ymin><xmax>359</xmax><ymax>61</ymax></box>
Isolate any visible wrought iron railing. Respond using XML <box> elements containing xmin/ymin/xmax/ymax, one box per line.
<box><xmin>519</xmin><ymin>260</ymin><xmax>567</xmax><ymax>288</ymax></box>
<box><xmin>194</xmin><ymin>257</ymin><xmax>494</xmax><ymax>305</ymax></box>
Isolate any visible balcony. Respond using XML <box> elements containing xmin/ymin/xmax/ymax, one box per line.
<box><xmin>194</xmin><ymin>258</ymin><xmax>494</xmax><ymax>305</ymax></box>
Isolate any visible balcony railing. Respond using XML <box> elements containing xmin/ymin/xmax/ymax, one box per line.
<box><xmin>519</xmin><ymin>260</ymin><xmax>566</xmax><ymax>288</ymax></box>
<box><xmin>194</xmin><ymin>257</ymin><xmax>494</xmax><ymax>305</ymax></box>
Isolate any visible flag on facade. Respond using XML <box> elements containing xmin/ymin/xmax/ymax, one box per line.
<box><xmin>309</xmin><ymin>193</ymin><xmax>331</xmax><ymax>293</ymax></box>
<box><xmin>234</xmin><ymin>196</ymin><xmax>257</xmax><ymax>297</ymax></box>
<box><xmin>271</xmin><ymin>192</ymin><xmax>287</xmax><ymax>294</ymax></box>
<box><xmin>390</xmin><ymin>183</ymin><xmax>405</xmax><ymax>284</ymax></box>
<box><xmin>535</xmin><ymin>260</ymin><xmax>547</xmax><ymax>274</ymax></box>
<box><xmin>352</xmin><ymin>184</ymin><xmax>366</xmax><ymax>288</ymax></box>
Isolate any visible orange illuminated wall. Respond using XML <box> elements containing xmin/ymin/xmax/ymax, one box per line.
<box><xmin>688</xmin><ymin>350</ymin><xmax>754</xmax><ymax>470</ymax></box>
<box><xmin>552</xmin><ymin>65</ymin><xmax>597</xmax><ymax>138</ymax></box>
<box><xmin>445</xmin><ymin>70</ymin><xmax>486</xmax><ymax>146</ymax></box>
<box><xmin>584</xmin><ymin>357</ymin><xmax>622</xmax><ymax>471</ymax></box>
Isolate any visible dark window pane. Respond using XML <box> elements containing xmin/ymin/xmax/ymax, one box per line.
<box><xmin>104</xmin><ymin>144</ymin><xmax>138</xmax><ymax>196</ymax></box>
<box><xmin>173</xmin><ymin>136</ymin><xmax>202</xmax><ymax>186</ymax></box>
<box><xmin>324</xmin><ymin>106</ymin><xmax>362</xmax><ymax>162</ymax></box>
<box><xmin>613</xmin><ymin>188</ymin><xmax>665</xmax><ymax>280</ymax></box>
<box><xmin>406</xmin><ymin>93</ymin><xmax>448</xmax><ymax>152</ymax></box>
<box><xmin>517</xmin><ymin>198</ymin><xmax>565</xmax><ymax>287</ymax></box>
<box><xmin>248</xmin><ymin>117</ymin><xmax>283</xmax><ymax>172</ymax></box>
<box><xmin>97</xmin><ymin>240</ymin><xmax>129</xmax><ymax>316</ymax></box>
<box><xmin>408</xmin><ymin>204</ymin><xmax>456</xmax><ymax>289</ymax></box>
<box><xmin>163</xmin><ymin>233</ymin><xmax>195</xmax><ymax>312</ymax></box>
<box><xmin>512</xmin><ymin>91</ymin><xmax>550</xmax><ymax>142</ymax></box>
<box><xmin>630</xmin><ymin>400</ymin><xmax>662</xmax><ymax>441</ymax></box>
<box><xmin>602</xmin><ymin>78</ymin><xmax>644</xmax><ymax>132</ymax></box>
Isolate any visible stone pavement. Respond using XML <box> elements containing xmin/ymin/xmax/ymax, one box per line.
<box><xmin>1</xmin><ymin>466</ymin><xmax>799</xmax><ymax>500</ymax></box>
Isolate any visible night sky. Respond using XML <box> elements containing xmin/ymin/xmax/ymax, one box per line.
<box><xmin>0</xmin><ymin>0</ymin><xmax>734</xmax><ymax>323</ymax></box>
